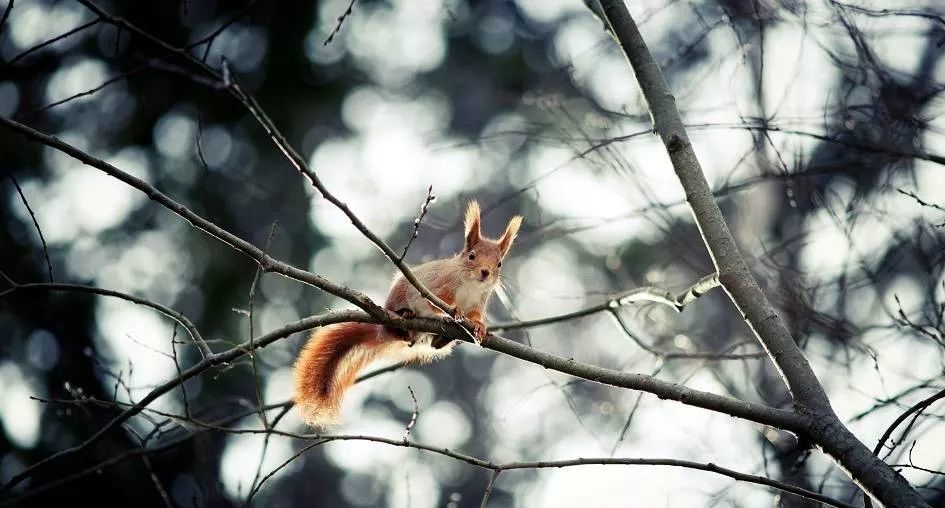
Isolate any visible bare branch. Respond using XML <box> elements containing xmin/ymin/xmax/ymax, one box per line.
<box><xmin>0</xmin><ymin>116</ymin><xmax>392</xmax><ymax>321</ymax></box>
<box><xmin>493</xmin><ymin>457</ymin><xmax>856</xmax><ymax>508</ymax></box>
<box><xmin>872</xmin><ymin>387</ymin><xmax>945</xmax><ymax>458</ymax></box>
<box><xmin>593</xmin><ymin>1</ymin><xmax>929</xmax><ymax>505</ymax></box>
<box><xmin>0</xmin><ymin>0</ymin><xmax>12</xmax><ymax>36</ymax></box>
<box><xmin>0</xmin><ymin>309</ymin><xmax>372</xmax><ymax>495</ymax></box>
<box><xmin>19</xmin><ymin>67</ymin><xmax>146</xmax><ymax>118</ymax></box>
<box><xmin>0</xmin><ymin>292</ymin><xmax>807</xmax><ymax>495</ymax></box>
<box><xmin>402</xmin><ymin>386</ymin><xmax>419</xmax><ymax>443</ymax></box>
<box><xmin>492</xmin><ymin>272</ymin><xmax>720</xmax><ymax>332</ymax></box>
<box><xmin>0</xmin><ymin>278</ymin><xmax>210</xmax><ymax>359</ymax></box>
<box><xmin>898</xmin><ymin>188</ymin><xmax>945</xmax><ymax>227</ymax></box>
<box><xmin>247</xmin><ymin>221</ymin><xmax>278</xmax><ymax>430</ymax></box>
<box><xmin>244</xmin><ymin>440</ymin><xmax>324</xmax><ymax>506</ymax></box>
<box><xmin>479</xmin><ymin>470</ymin><xmax>500</xmax><ymax>508</ymax></box>
<box><xmin>220</xmin><ymin>62</ymin><xmax>455</xmax><ymax>316</ymax></box>
<box><xmin>399</xmin><ymin>185</ymin><xmax>436</xmax><ymax>262</ymax></box>
<box><xmin>7</xmin><ymin>18</ymin><xmax>101</xmax><ymax>65</ymax></box>
<box><xmin>324</xmin><ymin>0</ymin><xmax>357</xmax><ymax>46</ymax></box>
<box><xmin>140</xmin><ymin>450</ymin><xmax>172</xmax><ymax>508</ymax></box>
<box><xmin>6</xmin><ymin>175</ymin><xmax>54</xmax><ymax>282</ymax></box>
<box><xmin>480</xmin><ymin>331</ymin><xmax>803</xmax><ymax>430</ymax></box>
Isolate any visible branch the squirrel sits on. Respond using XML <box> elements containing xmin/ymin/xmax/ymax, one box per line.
<box><xmin>294</xmin><ymin>200</ymin><xmax>523</xmax><ymax>427</ymax></box>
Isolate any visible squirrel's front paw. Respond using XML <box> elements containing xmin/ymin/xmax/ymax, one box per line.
<box><xmin>467</xmin><ymin>319</ymin><xmax>487</xmax><ymax>344</ymax></box>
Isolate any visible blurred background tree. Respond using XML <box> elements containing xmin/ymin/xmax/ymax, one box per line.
<box><xmin>1</xmin><ymin>0</ymin><xmax>944</xmax><ymax>506</ymax></box>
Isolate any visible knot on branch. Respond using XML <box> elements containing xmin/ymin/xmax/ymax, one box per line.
<box><xmin>666</xmin><ymin>133</ymin><xmax>684</xmax><ymax>153</ymax></box>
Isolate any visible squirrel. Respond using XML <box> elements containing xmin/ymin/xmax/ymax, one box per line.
<box><xmin>293</xmin><ymin>200</ymin><xmax>523</xmax><ymax>427</ymax></box>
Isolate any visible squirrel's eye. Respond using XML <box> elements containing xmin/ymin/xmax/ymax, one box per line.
<box><xmin>468</xmin><ymin>251</ymin><xmax>476</xmax><ymax>260</ymax></box>
<box><xmin>497</xmin><ymin>261</ymin><xmax>502</xmax><ymax>268</ymax></box>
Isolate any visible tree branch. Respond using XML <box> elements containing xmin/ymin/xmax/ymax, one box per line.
<box><xmin>0</xmin><ymin>115</ymin><xmax>392</xmax><ymax>323</ymax></box>
<box><xmin>593</xmin><ymin>1</ymin><xmax>929</xmax><ymax>506</ymax></box>
<box><xmin>6</xmin><ymin>176</ymin><xmax>54</xmax><ymax>282</ymax></box>
<box><xmin>220</xmin><ymin>62</ymin><xmax>455</xmax><ymax>316</ymax></box>
<box><xmin>0</xmin><ymin>309</ymin><xmax>372</xmax><ymax>495</ymax></box>
<box><xmin>4</xmin><ymin>421</ymin><xmax>855</xmax><ymax>508</ymax></box>
<box><xmin>492</xmin><ymin>272</ymin><xmax>720</xmax><ymax>332</ymax></box>
<box><xmin>0</xmin><ymin>278</ymin><xmax>211</xmax><ymax>359</ymax></box>
<box><xmin>0</xmin><ymin>291</ymin><xmax>805</xmax><ymax>495</ymax></box>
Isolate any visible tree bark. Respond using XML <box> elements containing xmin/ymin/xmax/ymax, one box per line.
<box><xmin>593</xmin><ymin>1</ymin><xmax>929</xmax><ymax>506</ymax></box>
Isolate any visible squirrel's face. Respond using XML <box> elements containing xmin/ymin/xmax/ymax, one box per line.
<box><xmin>461</xmin><ymin>242</ymin><xmax>504</xmax><ymax>285</ymax></box>
<box><xmin>460</xmin><ymin>200</ymin><xmax>523</xmax><ymax>287</ymax></box>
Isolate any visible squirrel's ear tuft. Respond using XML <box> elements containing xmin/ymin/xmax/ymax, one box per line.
<box><xmin>464</xmin><ymin>200</ymin><xmax>482</xmax><ymax>249</ymax></box>
<box><xmin>498</xmin><ymin>215</ymin><xmax>523</xmax><ymax>257</ymax></box>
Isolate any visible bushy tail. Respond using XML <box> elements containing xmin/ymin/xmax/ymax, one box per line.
<box><xmin>293</xmin><ymin>322</ymin><xmax>385</xmax><ymax>427</ymax></box>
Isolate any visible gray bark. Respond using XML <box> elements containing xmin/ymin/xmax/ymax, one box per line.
<box><xmin>593</xmin><ymin>1</ymin><xmax>930</xmax><ymax>506</ymax></box>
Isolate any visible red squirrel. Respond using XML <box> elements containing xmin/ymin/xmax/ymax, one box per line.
<box><xmin>293</xmin><ymin>200</ymin><xmax>523</xmax><ymax>427</ymax></box>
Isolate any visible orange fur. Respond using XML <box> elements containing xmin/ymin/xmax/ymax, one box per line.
<box><xmin>293</xmin><ymin>323</ymin><xmax>384</xmax><ymax>427</ymax></box>
<box><xmin>293</xmin><ymin>200</ymin><xmax>523</xmax><ymax>427</ymax></box>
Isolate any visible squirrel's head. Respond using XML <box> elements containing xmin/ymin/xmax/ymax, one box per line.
<box><xmin>459</xmin><ymin>200</ymin><xmax>523</xmax><ymax>286</ymax></box>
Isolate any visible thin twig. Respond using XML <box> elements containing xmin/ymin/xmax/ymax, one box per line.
<box><xmin>0</xmin><ymin>309</ymin><xmax>372</xmax><ymax>496</ymax></box>
<box><xmin>0</xmin><ymin>278</ymin><xmax>209</xmax><ymax>358</ymax></box>
<box><xmin>0</xmin><ymin>0</ymin><xmax>13</xmax><ymax>37</ymax></box>
<box><xmin>0</xmin><ymin>116</ymin><xmax>393</xmax><ymax>322</ymax></box>
<box><xmin>169</xmin><ymin>324</ymin><xmax>191</xmax><ymax>419</ymax></box>
<box><xmin>7</xmin><ymin>176</ymin><xmax>54</xmax><ymax>282</ymax></box>
<box><xmin>140</xmin><ymin>452</ymin><xmax>172</xmax><ymax>508</ymax></box>
<box><xmin>402</xmin><ymin>386</ymin><xmax>419</xmax><ymax>443</ymax></box>
<box><xmin>244</xmin><ymin>440</ymin><xmax>325</xmax><ymax>504</ymax></box>
<box><xmin>247</xmin><ymin>221</ymin><xmax>279</xmax><ymax>430</ymax></box>
<box><xmin>7</xmin><ymin>18</ymin><xmax>101</xmax><ymax>65</ymax></box>
<box><xmin>247</xmin><ymin>432</ymin><xmax>274</xmax><ymax>505</ymax></box>
<box><xmin>897</xmin><ymin>188</ymin><xmax>945</xmax><ymax>226</ymax></box>
<box><xmin>246</xmin><ymin>399</ymin><xmax>296</xmax><ymax>500</ymax></box>
<box><xmin>219</xmin><ymin>62</ymin><xmax>455</xmax><ymax>317</ymax></box>
<box><xmin>872</xmin><ymin>387</ymin><xmax>945</xmax><ymax>458</ymax></box>
<box><xmin>399</xmin><ymin>185</ymin><xmax>436</xmax><ymax>262</ymax></box>
<box><xmin>324</xmin><ymin>0</ymin><xmax>356</xmax><ymax>45</ymax></box>
<box><xmin>492</xmin><ymin>272</ymin><xmax>721</xmax><ymax>332</ymax></box>
<box><xmin>19</xmin><ymin>66</ymin><xmax>145</xmax><ymax>118</ymax></box>
<box><xmin>479</xmin><ymin>470</ymin><xmax>500</xmax><ymax>508</ymax></box>
<box><xmin>493</xmin><ymin>457</ymin><xmax>856</xmax><ymax>508</ymax></box>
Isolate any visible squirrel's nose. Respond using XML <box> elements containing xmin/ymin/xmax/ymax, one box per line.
<box><xmin>481</xmin><ymin>269</ymin><xmax>490</xmax><ymax>279</ymax></box>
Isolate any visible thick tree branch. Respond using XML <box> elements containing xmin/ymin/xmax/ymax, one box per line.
<box><xmin>595</xmin><ymin>0</ymin><xmax>829</xmax><ymax>412</ymax></box>
<box><xmin>593</xmin><ymin>1</ymin><xmax>929</xmax><ymax>506</ymax></box>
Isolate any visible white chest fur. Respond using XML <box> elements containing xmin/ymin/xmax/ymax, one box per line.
<box><xmin>453</xmin><ymin>280</ymin><xmax>495</xmax><ymax>313</ymax></box>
